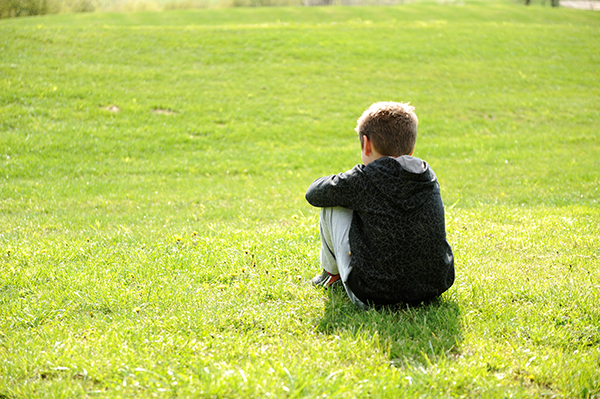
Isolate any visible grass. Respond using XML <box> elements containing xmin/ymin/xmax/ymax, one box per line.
<box><xmin>1</xmin><ymin>1</ymin><xmax>600</xmax><ymax>397</ymax></box>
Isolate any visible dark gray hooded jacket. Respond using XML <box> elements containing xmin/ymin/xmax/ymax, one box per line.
<box><xmin>305</xmin><ymin>155</ymin><xmax>455</xmax><ymax>305</ymax></box>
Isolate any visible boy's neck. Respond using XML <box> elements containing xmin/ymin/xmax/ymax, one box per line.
<box><xmin>361</xmin><ymin>136</ymin><xmax>414</xmax><ymax>165</ymax></box>
<box><xmin>362</xmin><ymin>152</ymin><xmax>384</xmax><ymax>166</ymax></box>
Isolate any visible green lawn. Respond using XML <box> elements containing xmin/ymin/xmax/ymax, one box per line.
<box><xmin>1</xmin><ymin>2</ymin><xmax>599</xmax><ymax>397</ymax></box>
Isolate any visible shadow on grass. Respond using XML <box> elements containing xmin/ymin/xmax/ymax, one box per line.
<box><xmin>316</xmin><ymin>288</ymin><xmax>462</xmax><ymax>366</ymax></box>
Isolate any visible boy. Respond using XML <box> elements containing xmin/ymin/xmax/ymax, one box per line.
<box><xmin>305</xmin><ymin>102</ymin><xmax>454</xmax><ymax>308</ymax></box>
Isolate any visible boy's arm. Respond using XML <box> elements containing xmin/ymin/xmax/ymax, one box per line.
<box><xmin>305</xmin><ymin>165</ymin><xmax>365</xmax><ymax>208</ymax></box>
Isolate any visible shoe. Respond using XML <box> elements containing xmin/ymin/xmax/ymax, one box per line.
<box><xmin>311</xmin><ymin>270</ymin><xmax>341</xmax><ymax>288</ymax></box>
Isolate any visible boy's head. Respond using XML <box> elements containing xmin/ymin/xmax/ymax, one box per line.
<box><xmin>355</xmin><ymin>102</ymin><xmax>418</xmax><ymax>158</ymax></box>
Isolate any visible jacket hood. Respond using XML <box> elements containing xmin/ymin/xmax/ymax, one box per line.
<box><xmin>364</xmin><ymin>155</ymin><xmax>438</xmax><ymax>211</ymax></box>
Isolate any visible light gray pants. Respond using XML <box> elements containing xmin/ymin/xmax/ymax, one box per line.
<box><xmin>319</xmin><ymin>207</ymin><xmax>367</xmax><ymax>309</ymax></box>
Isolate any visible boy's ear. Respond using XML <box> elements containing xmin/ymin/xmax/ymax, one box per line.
<box><xmin>363</xmin><ymin>135</ymin><xmax>372</xmax><ymax>156</ymax></box>
<box><xmin>409</xmin><ymin>147</ymin><xmax>415</xmax><ymax>156</ymax></box>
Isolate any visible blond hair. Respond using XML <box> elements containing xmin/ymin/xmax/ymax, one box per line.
<box><xmin>355</xmin><ymin>102</ymin><xmax>418</xmax><ymax>157</ymax></box>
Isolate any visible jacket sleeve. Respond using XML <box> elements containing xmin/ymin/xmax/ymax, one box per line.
<box><xmin>305</xmin><ymin>165</ymin><xmax>365</xmax><ymax>208</ymax></box>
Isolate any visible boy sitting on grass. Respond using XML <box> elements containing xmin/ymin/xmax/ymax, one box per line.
<box><xmin>305</xmin><ymin>102</ymin><xmax>455</xmax><ymax>309</ymax></box>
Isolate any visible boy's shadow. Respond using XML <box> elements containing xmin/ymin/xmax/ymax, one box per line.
<box><xmin>316</xmin><ymin>289</ymin><xmax>462</xmax><ymax>365</ymax></box>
